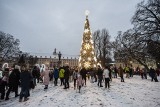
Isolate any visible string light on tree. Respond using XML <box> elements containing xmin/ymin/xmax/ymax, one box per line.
<box><xmin>78</xmin><ymin>10</ymin><xmax>97</xmax><ymax>69</ymax></box>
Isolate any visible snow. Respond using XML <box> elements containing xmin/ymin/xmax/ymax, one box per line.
<box><xmin>0</xmin><ymin>75</ymin><xmax>160</xmax><ymax>107</ymax></box>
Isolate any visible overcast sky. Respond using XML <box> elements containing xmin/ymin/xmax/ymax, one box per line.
<box><xmin>0</xmin><ymin>0</ymin><xmax>142</xmax><ymax>57</ymax></box>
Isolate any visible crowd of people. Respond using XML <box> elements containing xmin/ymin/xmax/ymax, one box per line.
<box><xmin>0</xmin><ymin>63</ymin><xmax>159</xmax><ymax>103</ymax></box>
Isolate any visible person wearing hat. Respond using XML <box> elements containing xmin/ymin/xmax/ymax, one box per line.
<box><xmin>5</xmin><ymin>65</ymin><xmax>20</xmax><ymax>100</ymax></box>
<box><xmin>19</xmin><ymin>65</ymin><xmax>32</xmax><ymax>102</ymax></box>
<box><xmin>0</xmin><ymin>68</ymin><xmax>9</xmax><ymax>100</ymax></box>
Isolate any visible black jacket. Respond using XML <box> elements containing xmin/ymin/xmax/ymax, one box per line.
<box><xmin>8</xmin><ymin>69</ymin><xmax>20</xmax><ymax>87</ymax></box>
<box><xmin>80</xmin><ymin>68</ymin><xmax>87</xmax><ymax>78</ymax></box>
<box><xmin>64</xmin><ymin>66</ymin><xmax>70</xmax><ymax>79</ymax></box>
<box><xmin>97</xmin><ymin>68</ymin><xmax>103</xmax><ymax>78</ymax></box>
<box><xmin>20</xmin><ymin>70</ymin><xmax>32</xmax><ymax>89</ymax></box>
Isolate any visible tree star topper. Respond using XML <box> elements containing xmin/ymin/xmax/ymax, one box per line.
<box><xmin>85</xmin><ymin>10</ymin><xmax>90</xmax><ymax>16</ymax></box>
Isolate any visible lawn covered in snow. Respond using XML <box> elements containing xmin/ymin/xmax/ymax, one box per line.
<box><xmin>0</xmin><ymin>75</ymin><xmax>160</xmax><ymax>107</ymax></box>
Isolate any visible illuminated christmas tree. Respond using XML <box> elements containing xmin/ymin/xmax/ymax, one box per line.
<box><xmin>79</xmin><ymin>11</ymin><xmax>97</xmax><ymax>69</ymax></box>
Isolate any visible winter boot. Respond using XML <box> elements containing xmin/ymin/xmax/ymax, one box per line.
<box><xmin>24</xmin><ymin>98</ymin><xmax>29</xmax><ymax>102</ymax></box>
<box><xmin>19</xmin><ymin>98</ymin><xmax>22</xmax><ymax>102</ymax></box>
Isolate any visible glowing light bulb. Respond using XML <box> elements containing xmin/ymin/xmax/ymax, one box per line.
<box><xmin>85</xmin><ymin>10</ymin><xmax>90</xmax><ymax>16</ymax></box>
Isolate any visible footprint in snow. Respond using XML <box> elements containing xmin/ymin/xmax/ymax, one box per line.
<box><xmin>97</xmin><ymin>98</ymin><xmax>101</xmax><ymax>101</ymax></box>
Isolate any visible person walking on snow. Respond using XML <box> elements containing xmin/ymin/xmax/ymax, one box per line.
<box><xmin>41</xmin><ymin>67</ymin><xmax>50</xmax><ymax>89</ymax></box>
<box><xmin>19</xmin><ymin>65</ymin><xmax>32</xmax><ymax>102</ymax></box>
<box><xmin>119</xmin><ymin>65</ymin><xmax>124</xmax><ymax>82</ymax></box>
<box><xmin>73</xmin><ymin>68</ymin><xmax>78</xmax><ymax>89</ymax></box>
<box><xmin>80</xmin><ymin>68</ymin><xmax>87</xmax><ymax>86</ymax></box>
<box><xmin>103</xmin><ymin>66</ymin><xmax>110</xmax><ymax>89</ymax></box>
<box><xmin>53</xmin><ymin>67</ymin><xmax>59</xmax><ymax>86</ymax></box>
<box><xmin>77</xmin><ymin>73</ymin><xmax>83</xmax><ymax>93</ymax></box>
<box><xmin>64</xmin><ymin>66</ymin><xmax>70</xmax><ymax>89</ymax></box>
<box><xmin>5</xmin><ymin>65</ymin><xmax>20</xmax><ymax>100</ymax></box>
<box><xmin>97</xmin><ymin>66</ymin><xmax>103</xmax><ymax>87</ymax></box>
<box><xmin>59</xmin><ymin>67</ymin><xmax>65</xmax><ymax>86</ymax></box>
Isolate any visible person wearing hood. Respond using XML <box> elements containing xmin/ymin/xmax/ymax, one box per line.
<box><xmin>5</xmin><ymin>65</ymin><xmax>20</xmax><ymax>100</ymax></box>
<box><xmin>64</xmin><ymin>66</ymin><xmax>70</xmax><ymax>89</ymax></box>
<box><xmin>0</xmin><ymin>68</ymin><xmax>9</xmax><ymax>100</ymax></box>
<box><xmin>41</xmin><ymin>66</ymin><xmax>50</xmax><ymax>89</ymax></box>
<box><xmin>54</xmin><ymin>67</ymin><xmax>59</xmax><ymax>86</ymax></box>
<box><xmin>77</xmin><ymin>73</ymin><xmax>83</xmax><ymax>93</ymax></box>
<box><xmin>19</xmin><ymin>65</ymin><xmax>32</xmax><ymax>102</ymax></box>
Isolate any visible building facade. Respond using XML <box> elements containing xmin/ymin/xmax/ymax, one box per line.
<box><xmin>37</xmin><ymin>56</ymin><xmax>79</xmax><ymax>69</ymax></box>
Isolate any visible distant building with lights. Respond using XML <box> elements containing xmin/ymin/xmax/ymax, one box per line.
<box><xmin>37</xmin><ymin>56</ymin><xmax>79</xmax><ymax>69</ymax></box>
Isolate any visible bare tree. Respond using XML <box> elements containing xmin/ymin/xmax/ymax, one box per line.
<box><xmin>132</xmin><ymin>0</ymin><xmax>160</xmax><ymax>64</ymax></box>
<box><xmin>93</xmin><ymin>29</ymin><xmax>112</xmax><ymax>67</ymax></box>
<box><xmin>112</xmin><ymin>29</ymin><xmax>151</xmax><ymax>70</ymax></box>
<box><xmin>0</xmin><ymin>31</ymin><xmax>21</xmax><ymax>63</ymax></box>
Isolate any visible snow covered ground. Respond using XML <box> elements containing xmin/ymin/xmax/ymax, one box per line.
<box><xmin>0</xmin><ymin>75</ymin><xmax>160</xmax><ymax>107</ymax></box>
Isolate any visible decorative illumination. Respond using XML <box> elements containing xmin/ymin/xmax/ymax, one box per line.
<box><xmin>88</xmin><ymin>57</ymin><xmax>91</xmax><ymax>61</ymax></box>
<box><xmin>79</xmin><ymin>10</ymin><xmax>97</xmax><ymax>69</ymax></box>
<box><xmin>85</xmin><ymin>43</ymin><xmax>90</xmax><ymax>50</ymax></box>
<box><xmin>90</xmin><ymin>40</ymin><xmax>93</xmax><ymax>44</ymax></box>
<box><xmin>97</xmin><ymin>62</ymin><xmax>102</xmax><ymax>68</ymax></box>
<box><xmin>84</xmin><ymin>29</ymin><xmax>89</xmax><ymax>33</ymax></box>
<box><xmin>84</xmin><ymin>61</ymin><xmax>91</xmax><ymax>68</ymax></box>
<box><xmin>85</xmin><ymin>10</ymin><xmax>90</xmax><ymax>16</ymax></box>
<box><xmin>79</xmin><ymin>56</ymin><xmax>81</xmax><ymax>62</ymax></box>
<box><xmin>94</xmin><ymin>57</ymin><xmax>97</xmax><ymax>62</ymax></box>
<box><xmin>93</xmin><ymin>64</ymin><xmax>96</xmax><ymax>67</ymax></box>
<box><xmin>83</xmin><ymin>50</ymin><xmax>86</xmax><ymax>54</ymax></box>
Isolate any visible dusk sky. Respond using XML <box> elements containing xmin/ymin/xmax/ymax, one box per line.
<box><xmin>0</xmin><ymin>0</ymin><xmax>142</xmax><ymax>57</ymax></box>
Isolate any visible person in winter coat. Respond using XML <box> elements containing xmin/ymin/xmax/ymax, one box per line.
<box><xmin>77</xmin><ymin>73</ymin><xmax>83</xmax><ymax>93</ymax></box>
<box><xmin>149</xmin><ymin>67</ymin><xmax>158</xmax><ymax>82</ymax></box>
<box><xmin>124</xmin><ymin>65</ymin><xmax>130</xmax><ymax>78</ymax></box>
<box><xmin>97</xmin><ymin>66</ymin><xmax>103</xmax><ymax>87</ymax></box>
<box><xmin>90</xmin><ymin>68</ymin><xmax>94</xmax><ymax>83</ymax></box>
<box><xmin>59</xmin><ymin>67</ymin><xmax>65</xmax><ymax>86</ymax></box>
<box><xmin>32</xmin><ymin>66</ymin><xmax>38</xmax><ymax>86</ymax></box>
<box><xmin>103</xmin><ymin>66</ymin><xmax>110</xmax><ymax>89</ymax></box>
<box><xmin>64</xmin><ymin>66</ymin><xmax>70</xmax><ymax>89</ymax></box>
<box><xmin>129</xmin><ymin>65</ymin><xmax>133</xmax><ymax>77</ymax></box>
<box><xmin>0</xmin><ymin>69</ymin><xmax>9</xmax><ymax>100</ymax></box>
<box><xmin>54</xmin><ymin>67</ymin><xmax>59</xmax><ymax>86</ymax></box>
<box><xmin>36</xmin><ymin>67</ymin><xmax>40</xmax><ymax>83</ymax></box>
<box><xmin>143</xmin><ymin>67</ymin><xmax>147</xmax><ymax>79</ymax></box>
<box><xmin>19</xmin><ymin>65</ymin><xmax>32</xmax><ymax>102</ymax></box>
<box><xmin>49</xmin><ymin>69</ymin><xmax>54</xmax><ymax>81</ymax></box>
<box><xmin>41</xmin><ymin>67</ymin><xmax>50</xmax><ymax>89</ymax></box>
<box><xmin>114</xmin><ymin>66</ymin><xmax>118</xmax><ymax>78</ymax></box>
<box><xmin>80</xmin><ymin>68</ymin><xmax>87</xmax><ymax>86</ymax></box>
<box><xmin>108</xmin><ymin>66</ymin><xmax>112</xmax><ymax>81</ymax></box>
<box><xmin>93</xmin><ymin>68</ymin><xmax>97</xmax><ymax>82</ymax></box>
<box><xmin>119</xmin><ymin>65</ymin><xmax>124</xmax><ymax>82</ymax></box>
<box><xmin>73</xmin><ymin>69</ymin><xmax>78</xmax><ymax>89</ymax></box>
<box><xmin>5</xmin><ymin>65</ymin><xmax>20</xmax><ymax>100</ymax></box>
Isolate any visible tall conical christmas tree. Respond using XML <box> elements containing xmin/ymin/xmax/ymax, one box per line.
<box><xmin>79</xmin><ymin>11</ymin><xmax>97</xmax><ymax>69</ymax></box>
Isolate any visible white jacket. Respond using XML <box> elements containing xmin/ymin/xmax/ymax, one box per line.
<box><xmin>103</xmin><ymin>69</ymin><xmax>109</xmax><ymax>78</ymax></box>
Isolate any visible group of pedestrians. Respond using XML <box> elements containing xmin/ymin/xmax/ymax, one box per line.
<box><xmin>0</xmin><ymin>63</ymin><xmax>159</xmax><ymax>103</ymax></box>
<box><xmin>0</xmin><ymin>64</ymin><xmax>33</xmax><ymax>102</ymax></box>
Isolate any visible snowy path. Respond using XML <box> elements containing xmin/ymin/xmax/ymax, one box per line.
<box><xmin>0</xmin><ymin>76</ymin><xmax>160</xmax><ymax>107</ymax></box>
